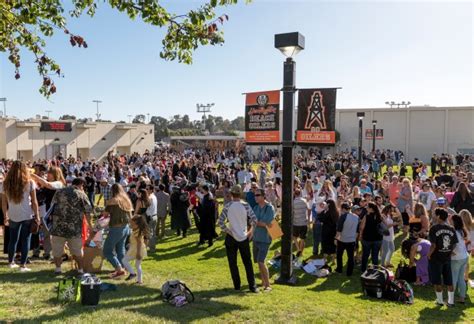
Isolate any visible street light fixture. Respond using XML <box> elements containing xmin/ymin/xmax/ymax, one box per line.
<box><xmin>93</xmin><ymin>99</ymin><xmax>102</xmax><ymax>121</ymax></box>
<box><xmin>0</xmin><ymin>97</ymin><xmax>6</xmax><ymax>117</ymax></box>
<box><xmin>357</xmin><ymin>112</ymin><xmax>365</xmax><ymax>167</ymax></box>
<box><xmin>372</xmin><ymin>120</ymin><xmax>377</xmax><ymax>154</ymax></box>
<box><xmin>274</xmin><ymin>32</ymin><xmax>305</xmax><ymax>286</ymax></box>
<box><xmin>385</xmin><ymin>101</ymin><xmax>411</xmax><ymax>108</ymax></box>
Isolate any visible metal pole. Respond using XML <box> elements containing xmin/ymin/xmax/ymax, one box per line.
<box><xmin>358</xmin><ymin>118</ymin><xmax>363</xmax><ymax>166</ymax></box>
<box><xmin>372</xmin><ymin>123</ymin><xmax>376</xmax><ymax>153</ymax></box>
<box><xmin>276</xmin><ymin>57</ymin><xmax>296</xmax><ymax>285</ymax></box>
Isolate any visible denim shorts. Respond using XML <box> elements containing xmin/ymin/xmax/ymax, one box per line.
<box><xmin>253</xmin><ymin>241</ymin><xmax>270</xmax><ymax>263</ymax></box>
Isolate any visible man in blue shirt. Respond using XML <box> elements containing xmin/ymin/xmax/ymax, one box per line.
<box><xmin>253</xmin><ymin>188</ymin><xmax>275</xmax><ymax>292</ymax></box>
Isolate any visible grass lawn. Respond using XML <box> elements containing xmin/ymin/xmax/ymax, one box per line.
<box><xmin>1</xmin><ymin>217</ymin><xmax>473</xmax><ymax>323</ymax></box>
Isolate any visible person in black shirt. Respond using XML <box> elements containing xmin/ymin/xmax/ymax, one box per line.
<box><xmin>359</xmin><ymin>202</ymin><xmax>383</xmax><ymax>273</ymax></box>
<box><xmin>428</xmin><ymin>208</ymin><xmax>458</xmax><ymax>307</ymax></box>
<box><xmin>431</xmin><ymin>154</ymin><xmax>438</xmax><ymax>175</ymax></box>
<box><xmin>85</xmin><ymin>172</ymin><xmax>96</xmax><ymax>208</ymax></box>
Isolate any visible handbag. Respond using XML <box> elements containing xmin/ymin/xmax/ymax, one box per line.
<box><xmin>57</xmin><ymin>277</ymin><xmax>81</xmax><ymax>303</ymax></box>
<box><xmin>30</xmin><ymin>217</ymin><xmax>40</xmax><ymax>234</ymax></box>
<box><xmin>395</xmin><ymin>261</ymin><xmax>417</xmax><ymax>283</ymax></box>
<box><xmin>267</xmin><ymin>219</ymin><xmax>283</xmax><ymax>240</ymax></box>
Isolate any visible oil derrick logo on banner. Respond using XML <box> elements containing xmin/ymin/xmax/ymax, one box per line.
<box><xmin>304</xmin><ymin>91</ymin><xmax>327</xmax><ymax>130</ymax></box>
<box><xmin>297</xmin><ymin>88</ymin><xmax>338</xmax><ymax>145</ymax></box>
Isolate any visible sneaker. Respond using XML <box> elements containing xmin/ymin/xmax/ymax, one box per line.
<box><xmin>8</xmin><ymin>263</ymin><xmax>19</xmax><ymax>269</ymax></box>
<box><xmin>135</xmin><ymin>281</ymin><xmax>143</xmax><ymax>285</ymax></box>
<box><xmin>249</xmin><ymin>287</ymin><xmax>260</xmax><ymax>294</ymax></box>
<box><xmin>435</xmin><ymin>301</ymin><xmax>445</xmax><ymax>307</ymax></box>
<box><xmin>125</xmin><ymin>273</ymin><xmax>137</xmax><ymax>281</ymax></box>
<box><xmin>263</xmin><ymin>287</ymin><xmax>272</xmax><ymax>292</ymax></box>
<box><xmin>446</xmin><ymin>303</ymin><xmax>455</xmax><ymax>308</ymax></box>
<box><xmin>54</xmin><ymin>268</ymin><xmax>62</xmax><ymax>275</ymax></box>
<box><xmin>19</xmin><ymin>267</ymin><xmax>31</xmax><ymax>272</ymax></box>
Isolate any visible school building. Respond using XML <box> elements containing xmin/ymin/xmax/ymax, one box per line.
<box><xmin>0</xmin><ymin>118</ymin><xmax>154</xmax><ymax>161</ymax></box>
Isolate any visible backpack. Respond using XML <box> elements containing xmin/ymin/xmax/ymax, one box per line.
<box><xmin>384</xmin><ymin>279</ymin><xmax>414</xmax><ymax>304</ymax></box>
<box><xmin>161</xmin><ymin>280</ymin><xmax>194</xmax><ymax>307</ymax></box>
<box><xmin>360</xmin><ymin>265</ymin><xmax>390</xmax><ymax>298</ymax></box>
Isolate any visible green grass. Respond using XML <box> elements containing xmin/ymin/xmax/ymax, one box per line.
<box><xmin>1</xmin><ymin>218</ymin><xmax>473</xmax><ymax>323</ymax></box>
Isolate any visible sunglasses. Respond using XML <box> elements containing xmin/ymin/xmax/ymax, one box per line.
<box><xmin>255</xmin><ymin>194</ymin><xmax>263</xmax><ymax>197</ymax></box>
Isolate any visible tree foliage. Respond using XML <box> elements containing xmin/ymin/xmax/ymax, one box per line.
<box><xmin>149</xmin><ymin>114</ymin><xmax>244</xmax><ymax>141</ymax></box>
<box><xmin>0</xmin><ymin>0</ymin><xmax>247</xmax><ymax>97</ymax></box>
<box><xmin>132</xmin><ymin>114</ymin><xmax>146</xmax><ymax>124</ymax></box>
<box><xmin>59</xmin><ymin>114</ymin><xmax>76</xmax><ymax>120</ymax></box>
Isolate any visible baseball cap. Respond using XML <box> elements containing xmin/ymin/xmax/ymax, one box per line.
<box><xmin>351</xmin><ymin>205</ymin><xmax>361</xmax><ymax>213</ymax></box>
<box><xmin>230</xmin><ymin>184</ymin><xmax>242</xmax><ymax>196</ymax></box>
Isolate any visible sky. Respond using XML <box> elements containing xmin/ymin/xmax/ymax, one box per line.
<box><xmin>0</xmin><ymin>0</ymin><xmax>473</xmax><ymax>122</ymax></box>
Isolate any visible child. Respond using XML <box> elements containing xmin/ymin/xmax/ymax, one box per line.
<box><xmin>409</xmin><ymin>237</ymin><xmax>431</xmax><ymax>285</ymax></box>
<box><xmin>123</xmin><ymin>215</ymin><xmax>149</xmax><ymax>284</ymax></box>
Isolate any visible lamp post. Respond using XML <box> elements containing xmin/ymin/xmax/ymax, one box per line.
<box><xmin>357</xmin><ymin>112</ymin><xmax>365</xmax><ymax>167</ymax></box>
<box><xmin>0</xmin><ymin>97</ymin><xmax>6</xmax><ymax>117</ymax></box>
<box><xmin>93</xmin><ymin>99</ymin><xmax>102</xmax><ymax>121</ymax></box>
<box><xmin>274</xmin><ymin>32</ymin><xmax>304</xmax><ymax>285</ymax></box>
<box><xmin>45</xmin><ymin>110</ymin><xmax>52</xmax><ymax>119</ymax></box>
<box><xmin>372</xmin><ymin>120</ymin><xmax>377</xmax><ymax>154</ymax></box>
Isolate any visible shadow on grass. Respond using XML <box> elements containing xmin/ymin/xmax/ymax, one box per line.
<box><xmin>151</xmin><ymin>241</ymin><xmax>199</xmax><ymax>261</ymax></box>
<box><xmin>417</xmin><ymin>304</ymin><xmax>467</xmax><ymax>322</ymax></box>
<box><xmin>14</xmin><ymin>284</ymin><xmax>248</xmax><ymax>323</ymax></box>
<box><xmin>0</xmin><ymin>269</ymin><xmax>60</xmax><ymax>284</ymax></box>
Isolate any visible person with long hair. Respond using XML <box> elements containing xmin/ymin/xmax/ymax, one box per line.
<box><xmin>459</xmin><ymin>209</ymin><xmax>473</xmax><ymax>286</ymax></box>
<box><xmin>451</xmin><ymin>182</ymin><xmax>474</xmax><ymax>214</ymax></box>
<box><xmin>398</xmin><ymin>178</ymin><xmax>414</xmax><ymax>236</ymax></box>
<box><xmin>380</xmin><ymin>204</ymin><xmax>399</xmax><ymax>268</ymax></box>
<box><xmin>318</xmin><ymin>199</ymin><xmax>339</xmax><ymax>264</ymax></box>
<box><xmin>103</xmin><ymin>184</ymin><xmax>133</xmax><ymax>278</ymax></box>
<box><xmin>134</xmin><ymin>188</ymin><xmax>151</xmax><ymax>217</ymax></box>
<box><xmin>122</xmin><ymin>215</ymin><xmax>149</xmax><ymax>284</ymax></box>
<box><xmin>359</xmin><ymin>202</ymin><xmax>383</xmax><ymax>272</ymax></box>
<box><xmin>407</xmin><ymin>203</ymin><xmax>430</xmax><ymax>239</ymax></box>
<box><xmin>31</xmin><ymin>166</ymin><xmax>66</xmax><ymax>260</ymax></box>
<box><xmin>449</xmin><ymin>214</ymin><xmax>469</xmax><ymax>304</ymax></box>
<box><xmin>2</xmin><ymin>161</ymin><xmax>40</xmax><ymax>271</ymax></box>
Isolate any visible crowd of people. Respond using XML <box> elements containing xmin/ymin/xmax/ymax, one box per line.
<box><xmin>0</xmin><ymin>147</ymin><xmax>473</xmax><ymax>304</ymax></box>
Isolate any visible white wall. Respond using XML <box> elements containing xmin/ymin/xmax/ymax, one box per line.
<box><xmin>336</xmin><ymin>106</ymin><xmax>474</xmax><ymax>162</ymax></box>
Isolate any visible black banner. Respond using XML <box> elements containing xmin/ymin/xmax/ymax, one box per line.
<box><xmin>296</xmin><ymin>88</ymin><xmax>337</xmax><ymax>144</ymax></box>
<box><xmin>40</xmin><ymin>121</ymin><xmax>72</xmax><ymax>132</ymax></box>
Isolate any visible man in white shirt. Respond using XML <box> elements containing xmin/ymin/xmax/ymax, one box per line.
<box><xmin>218</xmin><ymin>184</ymin><xmax>258</xmax><ymax>293</ymax></box>
<box><xmin>146</xmin><ymin>184</ymin><xmax>158</xmax><ymax>253</ymax></box>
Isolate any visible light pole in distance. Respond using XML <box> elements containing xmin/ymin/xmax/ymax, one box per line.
<box><xmin>93</xmin><ymin>100</ymin><xmax>102</xmax><ymax>121</ymax></box>
<box><xmin>357</xmin><ymin>112</ymin><xmax>365</xmax><ymax>167</ymax></box>
<box><xmin>372</xmin><ymin>120</ymin><xmax>377</xmax><ymax>154</ymax></box>
<box><xmin>0</xmin><ymin>97</ymin><xmax>6</xmax><ymax>117</ymax></box>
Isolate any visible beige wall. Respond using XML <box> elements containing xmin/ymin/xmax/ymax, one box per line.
<box><xmin>0</xmin><ymin>119</ymin><xmax>154</xmax><ymax>161</ymax></box>
<box><xmin>336</xmin><ymin>106</ymin><xmax>474</xmax><ymax>162</ymax></box>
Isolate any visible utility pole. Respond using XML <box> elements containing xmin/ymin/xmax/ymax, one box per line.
<box><xmin>127</xmin><ymin>115</ymin><xmax>132</xmax><ymax>123</ymax></box>
<box><xmin>45</xmin><ymin>110</ymin><xmax>52</xmax><ymax>119</ymax></box>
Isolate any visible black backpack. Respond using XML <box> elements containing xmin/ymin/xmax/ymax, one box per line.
<box><xmin>384</xmin><ymin>279</ymin><xmax>414</xmax><ymax>304</ymax></box>
<box><xmin>360</xmin><ymin>265</ymin><xmax>390</xmax><ymax>298</ymax></box>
